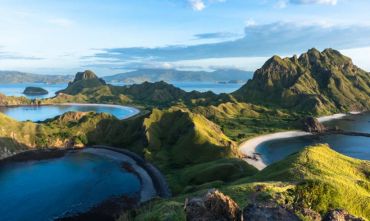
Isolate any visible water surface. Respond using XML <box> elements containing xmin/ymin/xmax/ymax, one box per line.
<box><xmin>0</xmin><ymin>104</ymin><xmax>138</xmax><ymax>122</ymax></box>
<box><xmin>257</xmin><ymin>113</ymin><xmax>370</xmax><ymax>165</ymax></box>
<box><xmin>0</xmin><ymin>151</ymin><xmax>141</xmax><ymax>221</ymax></box>
<box><xmin>0</xmin><ymin>83</ymin><xmax>67</xmax><ymax>99</ymax></box>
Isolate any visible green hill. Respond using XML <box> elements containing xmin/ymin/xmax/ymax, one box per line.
<box><xmin>135</xmin><ymin>145</ymin><xmax>370</xmax><ymax>220</ymax></box>
<box><xmin>230</xmin><ymin>144</ymin><xmax>370</xmax><ymax>219</ymax></box>
<box><xmin>57</xmin><ymin>70</ymin><xmax>106</xmax><ymax>95</ymax></box>
<box><xmin>233</xmin><ymin>48</ymin><xmax>370</xmax><ymax>115</ymax></box>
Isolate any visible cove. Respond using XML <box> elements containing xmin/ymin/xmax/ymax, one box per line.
<box><xmin>0</xmin><ymin>150</ymin><xmax>142</xmax><ymax>221</ymax></box>
<box><xmin>257</xmin><ymin>113</ymin><xmax>370</xmax><ymax>165</ymax></box>
<box><xmin>0</xmin><ymin>103</ymin><xmax>139</xmax><ymax>122</ymax></box>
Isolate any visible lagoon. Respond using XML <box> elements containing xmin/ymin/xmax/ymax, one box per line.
<box><xmin>257</xmin><ymin>113</ymin><xmax>370</xmax><ymax>165</ymax></box>
<box><xmin>0</xmin><ymin>151</ymin><xmax>141</xmax><ymax>221</ymax></box>
<box><xmin>0</xmin><ymin>104</ymin><xmax>139</xmax><ymax>122</ymax></box>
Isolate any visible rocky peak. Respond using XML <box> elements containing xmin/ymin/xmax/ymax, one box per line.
<box><xmin>73</xmin><ymin>70</ymin><xmax>100</xmax><ymax>82</ymax></box>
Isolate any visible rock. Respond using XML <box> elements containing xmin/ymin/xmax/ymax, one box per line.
<box><xmin>243</xmin><ymin>202</ymin><xmax>300</xmax><ymax>221</ymax></box>
<box><xmin>23</xmin><ymin>87</ymin><xmax>48</xmax><ymax>95</ymax></box>
<box><xmin>184</xmin><ymin>189</ymin><xmax>242</xmax><ymax>221</ymax></box>
<box><xmin>302</xmin><ymin>116</ymin><xmax>326</xmax><ymax>133</ymax></box>
<box><xmin>323</xmin><ymin>209</ymin><xmax>365</xmax><ymax>221</ymax></box>
<box><xmin>299</xmin><ymin>208</ymin><xmax>322</xmax><ymax>221</ymax></box>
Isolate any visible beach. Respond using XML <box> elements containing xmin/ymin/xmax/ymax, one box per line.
<box><xmin>239</xmin><ymin>131</ymin><xmax>312</xmax><ymax>170</ymax></box>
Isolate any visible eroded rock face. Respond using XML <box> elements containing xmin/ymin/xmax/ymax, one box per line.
<box><xmin>323</xmin><ymin>209</ymin><xmax>365</xmax><ymax>221</ymax></box>
<box><xmin>243</xmin><ymin>202</ymin><xmax>300</xmax><ymax>221</ymax></box>
<box><xmin>302</xmin><ymin>116</ymin><xmax>326</xmax><ymax>133</ymax></box>
<box><xmin>184</xmin><ymin>189</ymin><xmax>242</xmax><ymax>221</ymax></box>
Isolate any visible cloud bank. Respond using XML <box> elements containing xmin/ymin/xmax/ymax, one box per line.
<box><xmin>88</xmin><ymin>22</ymin><xmax>370</xmax><ymax>63</ymax></box>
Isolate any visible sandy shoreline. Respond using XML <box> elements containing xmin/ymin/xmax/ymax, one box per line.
<box><xmin>239</xmin><ymin>112</ymin><xmax>364</xmax><ymax>170</ymax></box>
<box><xmin>239</xmin><ymin>131</ymin><xmax>312</xmax><ymax>170</ymax></box>
<box><xmin>56</xmin><ymin>103</ymin><xmax>140</xmax><ymax>119</ymax></box>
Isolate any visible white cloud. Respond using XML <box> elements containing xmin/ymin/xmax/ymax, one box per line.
<box><xmin>292</xmin><ymin>0</ymin><xmax>338</xmax><ymax>5</ymax></box>
<box><xmin>48</xmin><ymin>18</ymin><xmax>73</xmax><ymax>28</ymax></box>
<box><xmin>277</xmin><ymin>0</ymin><xmax>338</xmax><ymax>7</ymax></box>
<box><xmin>189</xmin><ymin>0</ymin><xmax>206</xmax><ymax>11</ymax></box>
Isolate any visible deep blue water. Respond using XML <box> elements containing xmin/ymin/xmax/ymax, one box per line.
<box><xmin>257</xmin><ymin>113</ymin><xmax>370</xmax><ymax>165</ymax></box>
<box><xmin>0</xmin><ymin>104</ymin><xmax>138</xmax><ymax>122</ymax></box>
<box><xmin>0</xmin><ymin>152</ymin><xmax>141</xmax><ymax>221</ymax></box>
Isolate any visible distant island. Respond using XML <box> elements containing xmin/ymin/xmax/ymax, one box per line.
<box><xmin>23</xmin><ymin>87</ymin><xmax>49</xmax><ymax>95</ymax></box>
<box><xmin>0</xmin><ymin>69</ymin><xmax>253</xmax><ymax>84</ymax></box>
<box><xmin>103</xmin><ymin>68</ymin><xmax>253</xmax><ymax>84</ymax></box>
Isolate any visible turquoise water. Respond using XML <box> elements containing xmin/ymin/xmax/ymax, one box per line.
<box><xmin>0</xmin><ymin>152</ymin><xmax>141</xmax><ymax>221</ymax></box>
<box><xmin>257</xmin><ymin>113</ymin><xmax>370</xmax><ymax>165</ymax></box>
<box><xmin>0</xmin><ymin>104</ymin><xmax>138</xmax><ymax>122</ymax></box>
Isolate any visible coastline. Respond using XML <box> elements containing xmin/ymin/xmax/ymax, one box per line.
<box><xmin>56</xmin><ymin>103</ymin><xmax>141</xmax><ymax>119</ymax></box>
<box><xmin>239</xmin><ymin>112</ymin><xmax>365</xmax><ymax>170</ymax></box>
<box><xmin>239</xmin><ymin>131</ymin><xmax>312</xmax><ymax>170</ymax></box>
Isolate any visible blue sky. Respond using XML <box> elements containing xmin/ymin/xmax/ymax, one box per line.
<box><xmin>0</xmin><ymin>0</ymin><xmax>370</xmax><ymax>75</ymax></box>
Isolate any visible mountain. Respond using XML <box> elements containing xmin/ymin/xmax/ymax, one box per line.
<box><xmin>0</xmin><ymin>71</ymin><xmax>72</xmax><ymax>84</ymax></box>
<box><xmin>233</xmin><ymin>48</ymin><xmax>370</xmax><ymax>115</ymax></box>
<box><xmin>56</xmin><ymin>70</ymin><xmax>106</xmax><ymax>95</ymax></box>
<box><xmin>103</xmin><ymin>69</ymin><xmax>253</xmax><ymax>83</ymax></box>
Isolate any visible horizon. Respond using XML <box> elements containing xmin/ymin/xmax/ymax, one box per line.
<box><xmin>0</xmin><ymin>0</ymin><xmax>370</xmax><ymax>75</ymax></box>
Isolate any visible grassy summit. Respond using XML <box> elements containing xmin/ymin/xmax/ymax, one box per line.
<box><xmin>233</xmin><ymin>48</ymin><xmax>370</xmax><ymax>115</ymax></box>
<box><xmin>135</xmin><ymin>145</ymin><xmax>370</xmax><ymax>220</ymax></box>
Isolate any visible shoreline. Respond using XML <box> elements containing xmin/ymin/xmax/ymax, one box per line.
<box><xmin>239</xmin><ymin>112</ymin><xmax>366</xmax><ymax>170</ymax></box>
<box><xmin>0</xmin><ymin>146</ymin><xmax>170</xmax><ymax>202</ymax></box>
<box><xmin>239</xmin><ymin>131</ymin><xmax>312</xmax><ymax>170</ymax></box>
<box><xmin>56</xmin><ymin>103</ymin><xmax>141</xmax><ymax>119</ymax></box>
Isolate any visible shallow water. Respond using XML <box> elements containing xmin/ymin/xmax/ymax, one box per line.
<box><xmin>0</xmin><ymin>104</ymin><xmax>138</xmax><ymax>122</ymax></box>
<box><xmin>0</xmin><ymin>152</ymin><xmax>141</xmax><ymax>221</ymax></box>
<box><xmin>257</xmin><ymin>113</ymin><xmax>370</xmax><ymax>165</ymax></box>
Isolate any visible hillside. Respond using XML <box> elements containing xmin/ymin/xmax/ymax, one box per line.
<box><xmin>134</xmin><ymin>144</ymin><xmax>370</xmax><ymax>220</ymax></box>
<box><xmin>103</xmin><ymin>69</ymin><xmax>253</xmax><ymax>83</ymax></box>
<box><xmin>0</xmin><ymin>71</ymin><xmax>72</xmax><ymax>84</ymax></box>
<box><xmin>233</xmin><ymin>48</ymin><xmax>370</xmax><ymax>115</ymax></box>
<box><xmin>56</xmin><ymin>70</ymin><xmax>107</xmax><ymax>95</ymax></box>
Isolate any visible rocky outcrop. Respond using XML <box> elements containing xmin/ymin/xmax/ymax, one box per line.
<box><xmin>243</xmin><ymin>202</ymin><xmax>300</xmax><ymax>221</ymax></box>
<box><xmin>184</xmin><ymin>189</ymin><xmax>242</xmax><ymax>221</ymax></box>
<box><xmin>323</xmin><ymin>209</ymin><xmax>365</xmax><ymax>221</ymax></box>
<box><xmin>302</xmin><ymin>116</ymin><xmax>326</xmax><ymax>133</ymax></box>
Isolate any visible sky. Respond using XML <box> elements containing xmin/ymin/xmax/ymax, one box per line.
<box><xmin>0</xmin><ymin>0</ymin><xmax>370</xmax><ymax>75</ymax></box>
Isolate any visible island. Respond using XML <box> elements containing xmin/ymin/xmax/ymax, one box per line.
<box><xmin>23</xmin><ymin>86</ymin><xmax>49</xmax><ymax>95</ymax></box>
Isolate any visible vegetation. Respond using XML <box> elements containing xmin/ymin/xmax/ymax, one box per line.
<box><xmin>23</xmin><ymin>87</ymin><xmax>48</xmax><ymax>95</ymax></box>
<box><xmin>129</xmin><ymin>145</ymin><xmax>370</xmax><ymax>220</ymax></box>
<box><xmin>233</xmin><ymin>48</ymin><xmax>370</xmax><ymax>115</ymax></box>
<box><xmin>0</xmin><ymin>48</ymin><xmax>369</xmax><ymax>220</ymax></box>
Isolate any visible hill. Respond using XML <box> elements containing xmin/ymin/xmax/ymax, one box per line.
<box><xmin>103</xmin><ymin>69</ymin><xmax>253</xmax><ymax>83</ymax></box>
<box><xmin>0</xmin><ymin>71</ymin><xmax>72</xmax><ymax>84</ymax></box>
<box><xmin>135</xmin><ymin>144</ymin><xmax>370</xmax><ymax>220</ymax></box>
<box><xmin>56</xmin><ymin>70</ymin><xmax>107</xmax><ymax>95</ymax></box>
<box><xmin>233</xmin><ymin>48</ymin><xmax>370</xmax><ymax>115</ymax></box>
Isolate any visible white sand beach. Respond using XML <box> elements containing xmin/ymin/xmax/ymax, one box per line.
<box><xmin>57</xmin><ymin>103</ymin><xmax>140</xmax><ymax>118</ymax></box>
<box><xmin>317</xmin><ymin>113</ymin><xmax>347</xmax><ymax>123</ymax></box>
<box><xmin>239</xmin><ymin>131</ymin><xmax>312</xmax><ymax>170</ymax></box>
